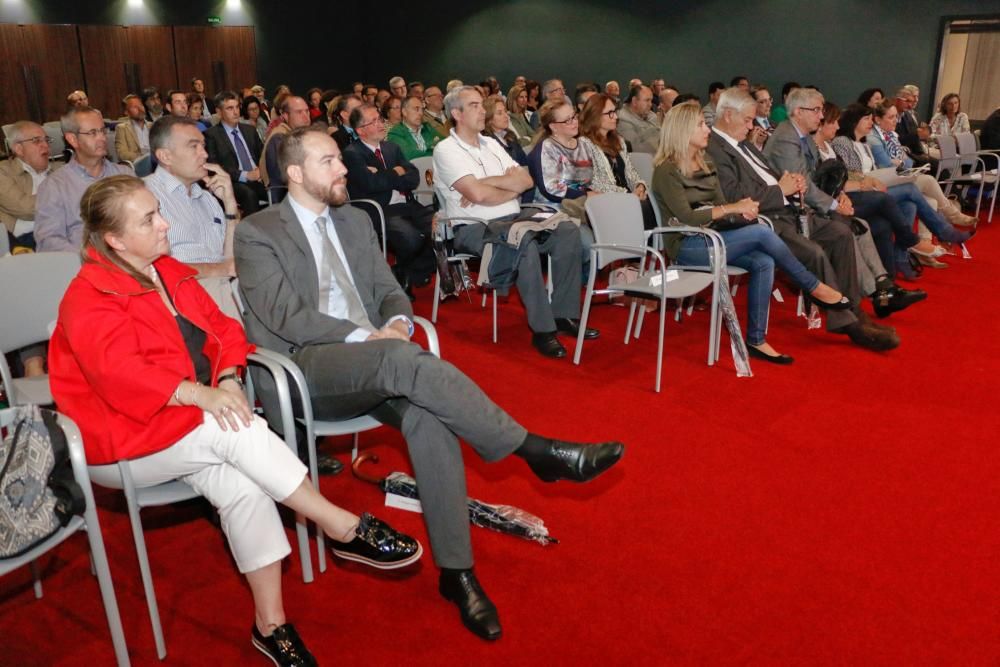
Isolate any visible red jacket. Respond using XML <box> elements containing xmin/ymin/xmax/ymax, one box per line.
<box><xmin>49</xmin><ymin>249</ymin><xmax>253</xmax><ymax>464</ymax></box>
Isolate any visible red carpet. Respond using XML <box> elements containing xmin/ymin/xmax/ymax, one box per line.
<box><xmin>3</xmin><ymin>213</ymin><xmax>999</xmax><ymax>666</ymax></box>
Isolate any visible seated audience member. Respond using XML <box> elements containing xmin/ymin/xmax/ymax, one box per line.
<box><xmin>1</xmin><ymin>121</ymin><xmax>55</xmax><ymax>253</ymax></box>
<box><xmin>306</xmin><ymin>88</ymin><xmax>324</xmax><ymax>122</ymax></box>
<box><xmin>513</xmin><ymin>75</ymin><xmax>527</xmax><ymax>87</ymax></box>
<box><xmin>653</xmin><ymin>102</ymin><xmax>851</xmax><ymax>365</ymax></box>
<box><xmin>542</xmin><ymin>79</ymin><xmax>567</xmax><ymax>105</ymax></box>
<box><xmin>481</xmin><ymin>77</ymin><xmax>502</xmax><ymax>98</ymax></box>
<box><xmin>66</xmin><ymin>90</ymin><xmax>89</xmax><ymax>110</ymax></box>
<box><xmin>387</xmin><ymin>95</ymin><xmax>442</xmax><ymax>160</ymax></box>
<box><xmin>141</xmin><ymin>87</ymin><xmax>164</xmax><ymax>123</ymax></box>
<box><xmin>657</xmin><ymin>86</ymin><xmax>680</xmax><ymax>119</ymax></box>
<box><xmin>422</xmin><ymin>86</ymin><xmax>449</xmax><ymax>138</ymax></box>
<box><xmin>389</xmin><ymin>76</ymin><xmax>408</xmax><ymax>100</ymax></box>
<box><xmin>204</xmin><ymin>90</ymin><xmax>267</xmax><ymax>214</ymax></box>
<box><xmin>892</xmin><ymin>87</ymin><xmax>936</xmax><ymax>172</ymax></box>
<box><xmin>751</xmin><ymin>85</ymin><xmax>775</xmax><ymax>138</ymax></box>
<box><xmin>505</xmin><ymin>85</ymin><xmax>535</xmax><ymax>146</ymax></box>
<box><xmin>672</xmin><ymin>93</ymin><xmax>701</xmax><ymax>106</ymax></box>
<box><xmin>525</xmin><ymin>80</ymin><xmax>542</xmax><ymax>114</ymax></box>
<box><xmin>242</xmin><ymin>95</ymin><xmax>269</xmax><ymax>144</ymax></box>
<box><xmin>579</xmin><ymin>94</ymin><xmax>655</xmax><ymax>229</ymax></box>
<box><xmin>143</xmin><ymin>116</ymin><xmax>242</xmax><ymax>315</ymax></box>
<box><xmin>51</xmin><ymin>174</ymin><xmax>421</xmax><ymax>666</ymax></box>
<box><xmin>164</xmin><ymin>90</ymin><xmax>189</xmax><ymax>118</ymax></box>
<box><xmin>574</xmin><ymin>82</ymin><xmax>599</xmax><ymax>112</ymax></box>
<box><xmin>343</xmin><ymin>103</ymin><xmax>435</xmax><ymax>298</ymax></box>
<box><xmin>433</xmin><ymin>86</ymin><xmax>597</xmax><ymax>358</ymax></box>
<box><xmin>706</xmin><ymin>89</ymin><xmax>900</xmax><ymax>350</ymax></box>
<box><xmin>376</xmin><ymin>88</ymin><xmax>392</xmax><ymax>110</ymax></box>
<box><xmin>408</xmin><ymin>81</ymin><xmax>425</xmax><ymax>100</ymax></box>
<box><xmin>381</xmin><ymin>95</ymin><xmax>402</xmax><ymax>129</ymax></box>
<box><xmin>702</xmin><ymin>82</ymin><xmax>725</xmax><ymax>128</ymax></box>
<box><xmin>329</xmin><ymin>94</ymin><xmax>363</xmax><ymax>151</ymax></box>
<box><xmin>483</xmin><ymin>95</ymin><xmax>529</xmax><ymax>169</ymax></box>
<box><xmin>649</xmin><ymin>78</ymin><xmax>666</xmax><ymax>111</ymax></box>
<box><xmin>869</xmin><ymin>102</ymin><xmax>976</xmax><ymax>227</ymax></box>
<box><xmin>528</xmin><ymin>100</ymin><xmax>596</xmax><ymax>210</ymax></box>
<box><xmin>627</xmin><ymin>78</ymin><xmax>643</xmax><ymax>89</ymax></box>
<box><xmin>250</xmin><ymin>84</ymin><xmax>271</xmax><ymax>119</ymax></box>
<box><xmin>857</xmin><ymin>87</ymin><xmax>884</xmax><ymax>109</ymax></box>
<box><xmin>730</xmin><ymin>76</ymin><xmax>750</xmax><ymax>91</ymax></box>
<box><xmin>616</xmin><ymin>84</ymin><xmax>660</xmax><ymax>154</ymax></box>
<box><xmin>928</xmin><ymin>93</ymin><xmax>970</xmax><ymax>144</ymax></box>
<box><xmin>35</xmin><ymin>107</ymin><xmax>132</xmax><ymax>252</ymax></box>
<box><xmin>186</xmin><ymin>94</ymin><xmax>210</xmax><ymax>131</ymax></box>
<box><xmin>115</xmin><ymin>94</ymin><xmax>152</xmax><ymax>164</ymax></box>
<box><xmin>446</xmin><ymin>79</ymin><xmax>464</xmax><ymax>92</ymax></box>
<box><xmin>770</xmin><ymin>82</ymin><xmax>801</xmax><ymax>123</ymax></box>
<box><xmin>831</xmin><ymin>104</ymin><xmax>973</xmax><ymax>254</ymax></box>
<box><xmin>318</xmin><ymin>90</ymin><xmax>338</xmax><ymax>126</ymax></box>
<box><xmin>234</xmin><ymin>127</ymin><xmax>623</xmax><ymax>640</ymax></box>
<box><xmin>982</xmin><ymin>106</ymin><xmax>1000</xmax><ymax>152</ymax></box>
<box><xmin>190</xmin><ymin>77</ymin><xmax>214</xmax><ymax>116</ymax></box>
<box><xmin>260</xmin><ymin>96</ymin><xmax>312</xmax><ymax>192</ymax></box>
<box><xmin>605</xmin><ymin>80</ymin><xmax>621</xmax><ymax>101</ymax></box>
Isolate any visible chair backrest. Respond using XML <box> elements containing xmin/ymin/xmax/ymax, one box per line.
<box><xmin>106</xmin><ymin>126</ymin><xmax>119</xmax><ymax>164</ymax></box>
<box><xmin>936</xmin><ymin>134</ymin><xmax>959</xmax><ymax>175</ymax></box>
<box><xmin>42</xmin><ymin>121</ymin><xmax>65</xmax><ymax>159</ymax></box>
<box><xmin>585</xmin><ymin>192</ymin><xmax>647</xmax><ymax>268</ymax></box>
<box><xmin>630</xmin><ymin>152</ymin><xmax>655</xmax><ymax>186</ymax></box>
<box><xmin>347</xmin><ymin>199</ymin><xmax>388</xmax><ymax>257</ymax></box>
<box><xmin>0</xmin><ymin>230</ymin><xmax>9</xmax><ymax>257</ymax></box>
<box><xmin>133</xmin><ymin>154</ymin><xmax>153</xmax><ymax>177</ymax></box>
<box><xmin>2</xmin><ymin>123</ymin><xmax>16</xmax><ymax>153</ymax></box>
<box><xmin>0</xmin><ymin>252</ymin><xmax>81</xmax><ymax>354</ymax></box>
<box><xmin>411</xmin><ymin>156</ymin><xmax>435</xmax><ymax>206</ymax></box>
<box><xmin>955</xmin><ymin>132</ymin><xmax>980</xmax><ymax>169</ymax></box>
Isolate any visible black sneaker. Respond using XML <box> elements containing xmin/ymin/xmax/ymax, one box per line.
<box><xmin>330</xmin><ymin>512</ymin><xmax>422</xmax><ymax>569</ymax></box>
<box><xmin>251</xmin><ymin>623</ymin><xmax>316</xmax><ymax>666</ymax></box>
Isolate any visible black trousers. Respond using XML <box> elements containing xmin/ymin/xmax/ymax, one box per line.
<box><xmin>385</xmin><ymin>201</ymin><xmax>436</xmax><ymax>282</ymax></box>
<box><xmin>234</xmin><ymin>181</ymin><xmax>267</xmax><ymax>215</ymax></box>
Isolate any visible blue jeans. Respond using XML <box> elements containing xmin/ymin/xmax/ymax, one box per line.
<box><xmin>675</xmin><ymin>224</ymin><xmax>820</xmax><ymax>345</ymax></box>
<box><xmin>888</xmin><ymin>183</ymin><xmax>965</xmax><ymax>243</ymax></box>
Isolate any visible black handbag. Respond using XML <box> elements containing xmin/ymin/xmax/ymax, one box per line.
<box><xmin>813</xmin><ymin>158</ymin><xmax>848</xmax><ymax>198</ymax></box>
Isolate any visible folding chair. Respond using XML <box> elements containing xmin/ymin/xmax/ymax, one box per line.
<box><xmin>410</xmin><ymin>155</ymin><xmax>436</xmax><ymax>207</ymax></box>
<box><xmin>0</xmin><ymin>408</ymin><xmax>130</xmax><ymax>666</ymax></box>
<box><xmin>938</xmin><ymin>134</ymin><xmax>998</xmax><ymax>223</ymax></box>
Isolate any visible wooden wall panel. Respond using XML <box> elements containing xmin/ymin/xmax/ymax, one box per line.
<box><xmin>18</xmin><ymin>25</ymin><xmax>85</xmax><ymax>123</ymax></box>
<box><xmin>0</xmin><ymin>25</ymin><xmax>32</xmax><ymax>125</ymax></box>
<box><xmin>173</xmin><ymin>26</ymin><xmax>258</xmax><ymax>98</ymax></box>
<box><xmin>79</xmin><ymin>25</ymin><xmax>177</xmax><ymax>120</ymax></box>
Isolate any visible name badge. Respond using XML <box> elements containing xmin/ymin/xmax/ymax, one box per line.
<box><xmin>213</xmin><ymin>217</ymin><xmax>223</xmax><ymax>225</ymax></box>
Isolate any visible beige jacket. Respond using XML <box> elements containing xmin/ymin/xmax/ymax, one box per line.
<box><xmin>115</xmin><ymin>118</ymin><xmax>152</xmax><ymax>163</ymax></box>
<box><xmin>0</xmin><ymin>157</ymin><xmax>56</xmax><ymax>234</ymax></box>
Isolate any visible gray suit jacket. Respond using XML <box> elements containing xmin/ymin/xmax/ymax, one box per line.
<box><xmin>763</xmin><ymin>120</ymin><xmax>834</xmax><ymax>212</ymax></box>
<box><xmin>234</xmin><ymin>197</ymin><xmax>412</xmax><ymax>426</ymax></box>
<box><xmin>706</xmin><ymin>130</ymin><xmax>787</xmax><ymax>214</ymax></box>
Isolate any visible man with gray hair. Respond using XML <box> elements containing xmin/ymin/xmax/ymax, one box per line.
<box><xmin>0</xmin><ymin>121</ymin><xmax>57</xmax><ymax>252</ymax></box>
<box><xmin>893</xmin><ymin>86</ymin><xmax>936</xmax><ymax>171</ymax></box>
<box><xmin>389</xmin><ymin>75</ymin><xmax>408</xmax><ymax>99</ymax></box>
<box><xmin>541</xmin><ymin>78</ymin><xmax>566</xmax><ymax>104</ymax></box>
<box><xmin>433</xmin><ymin>85</ymin><xmax>596</xmax><ymax>358</ymax></box>
<box><xmin>708</xmin><ymin>88</ymin><xmax>900</xmax><ymax>351</ymax></box>
<box><xmin>34</xmin><ymin>107</ymin><xmax>132</xmax><ymax>252</ymax></box>
<box><xmin>605</xmin><ymin>80</ymin><xmax>621</xmax><ymax>101</ymax></box>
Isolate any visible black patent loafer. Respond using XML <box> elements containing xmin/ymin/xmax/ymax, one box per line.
<box><xmin>554</xmin><ymin>317</ymin><xmax>600</xmax><ymax>339</ymax></box>
<box><xmin>316</xmin><ymin>452</ymin><xmax>344</xmax><ymax>476</ymax></box>
<box><xmin>331</xmin><ymin>512</ymin><xmax>422</xmax><ymax>569</ymax></box>
<box><xmin>524</xmin><ymin>439</ymin><xmax>624</xmax><ymax>483</ymax></box>
<box><xmin>531</xmin><ymin>332</ymin><xmax>567</xmax><ymax>358</ymax></box>
<box><xmin>439</xmin><ymin>569</ymin><xmax>502</xmax><ymax>641</ymax></box>
<box><xmin>251</xmin><ymin>623</ymin><xmax>317</xmax><ymax>667</ymax></box>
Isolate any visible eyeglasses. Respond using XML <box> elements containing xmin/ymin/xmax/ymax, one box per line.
<box><xmin>75</xmin><ymin>127</ymin><xmax>110</xmax><ymax>137</ymax></box>
<box><xmin>17</xmin><ymin>136</ymin><xmax>53</xmax><ymax>146</ymax></box>
<box><xmin>800</xmin><ymin>106</ymin><xmax>824</xmax><ymax>115</ymax></box>
<box><xmin>356</xmin><ymin>117</ymin><xmax>385</xmax><ymax>129</ymax></box>
<box><xmin>601</xmin><ymin>110</ymin><xmax>618</xmax><ymax>117</ymax></box>
<box><xmin>552</xmin><ymin>114</ymin><xmax>578</xmax><ymax>124</ymax></box>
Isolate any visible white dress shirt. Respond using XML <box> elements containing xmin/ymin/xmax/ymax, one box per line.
<box><xmin>712</xmin><ymin>127</ymin><xmax>789</xmax><ymax>206</ymax></box>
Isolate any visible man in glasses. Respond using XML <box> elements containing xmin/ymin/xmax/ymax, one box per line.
<box><xmin>616</xmin><ymin>84</ymin><xmax>660</xmax><ymax>154</ymax></box>
<box><xmin>422</xmin><ymin>85</ymin><xmax>448</xmax><ymax>138</ymax></box>
<box><xmin>34</xmin><ymin>107</ymin><xmax>132</xmax><ymax>252</ymax></box>
<box><xmin>1</xmin><ymin>121</ymin><xmax>57</xmax><ymax>252</ymax></box>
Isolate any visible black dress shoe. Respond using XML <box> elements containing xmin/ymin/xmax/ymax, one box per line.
<box><xmin>251</xmin><ymin>623</ymin><xmax>317</xmax><ymax>666</ymax></box>
<box><xmin>747</xmin><ymin>344</ymin><xmax>794</xmax><ymax>365</ymax></box>
<box><xmin>331</xmin><ymin>512</ymin><xmax>423</xmax><ymax>569</ymax></box>
<box><xmin>531</xmin><ymin>332</ymin><xmax>567</xmax><ymax>358</ymax></box>
<box><xmin>523</xmin><ymin>439</ymin><xmax>624</xmax><ymax>483</ymax></box>
<box><xmin>808</xmin><ymin>294</ymin><xmax>852</xmax><ymax>311</ymax></box>
<box><xmin>846</xmin><ymin>323</ymin><xmax>899</xmax><ymax>351</ymax></box>
<box><xmin>873</xmin><ymin>286</ymin><xmax>927</xmax><ymax>318</ymax></box>
<box><xmin>316</xmin><ymin>452</ymin><xmax>344</xmax><ymax>476</ymax></box>
<box><xmin>439</xmin><ymin>569</ymin><xmax>502</xmax><ymax>641</ymax></box>
<box><xmin>554</xmin><ymin>317</ymin><xmax>600</xmax><ymax>339</ymax></box>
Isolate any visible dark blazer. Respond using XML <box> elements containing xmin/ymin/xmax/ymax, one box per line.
<box><xmin>342</xmin><ymin>140</ymin><xmax>419</xmax><ymax>210</ymax></box>
<box><xmin>895</xmin><ymin>109</ymin><xmax>924</xmax><ymax>156</ymax></box>
<box><xmin>706</xmin><ymin>129</ymin><xmax>787</xmax><ymax>213</ymax></box>
<box><xmin>763</xmin><ymin>120</ymin><xmax>834</xmax><ymax>212</ymax></box>
<box><xmin>203</xmin><ymin>122</ymin><xmax>264</xmax><ymax>184</ymax></box>
<box><xmin>234</xmin><ymin>197</ymin><xmax>412</xmax><ymax>424</ymax></box>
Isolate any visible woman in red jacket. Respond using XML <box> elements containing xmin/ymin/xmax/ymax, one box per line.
<box><xmin>49</xmin><ymin>175</ymin><xmax>421</xmax><ymax>666</ymax></box>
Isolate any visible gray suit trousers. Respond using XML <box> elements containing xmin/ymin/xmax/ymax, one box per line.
<box><xmin>453</xmin><ymin>219</ymin><xmax>582</xmax><ymax>333</ymax></box>
<box><xmin>293</xmin><ymin>338</ymin><xmax>528</xmax><ymax>569</ymax></box>
<box><xmin>770</xmin><ymin>212</ymin><xmax>860</xmax><ymax>331</ymax></box>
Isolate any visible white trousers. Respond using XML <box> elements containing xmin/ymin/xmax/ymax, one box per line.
<box><xmin>90</xmin><ymin>413</ymin><xmax>308</xmax><ymax>573</ymax></box>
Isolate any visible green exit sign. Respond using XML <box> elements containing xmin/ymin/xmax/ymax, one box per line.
<box><xmin>207</xmin><ymin>16</ymin><xmax>222</xmax><ymax>24</ymax></box>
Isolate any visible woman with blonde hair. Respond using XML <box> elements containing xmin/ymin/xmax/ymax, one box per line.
<box><xmin>505</xmin><ymin>85</ymin><xmax>534</xmax><ymax>145</ymax></box>
<box><xmin>49</xmin><ymin>175</ymin><xmax>421</xmax><ymax>665</ymax></box>
<box><xmin>651</xmin><ymin>102</ymin><xmax>850</xmax><ymax>364</ymax></box>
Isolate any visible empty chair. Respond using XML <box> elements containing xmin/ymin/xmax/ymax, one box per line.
<box><xmin>0</xmin><ymin>408</ymin><xmax>130</xmax><ymax>666</ymax></box>
<box><xmin>576</xmin><ymin>192</ymin><xmax>726</xmax><ymax>391</ymax></box>
<box><xmin>938</xmin><ymin>134</ymin><xmax>998</xmax><ymax>223</ymax></box>
<box><xmin>42</xmin><ymin>121</ymin><xmax>66</xmax><ymax>159</ymax></box>
<box><xmin>132</xmin><ymin>154</ymin><xmax>154</xmax><ymax>178</ymax></box>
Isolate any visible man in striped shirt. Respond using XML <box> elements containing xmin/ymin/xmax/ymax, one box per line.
<box><xmin>143</xmin><ymin>115</ymin><xmax>240</xmax><ymax>315</ymax></box>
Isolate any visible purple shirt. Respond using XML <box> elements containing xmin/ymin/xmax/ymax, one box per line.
<box><xmin>34</xmin><ymin>157</ymin><xmax>133</xmax><ymax>252</ymax></box>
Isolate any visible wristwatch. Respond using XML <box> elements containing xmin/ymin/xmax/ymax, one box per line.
<box><xmin>217</xmin><ymin>369</ymin><xmax>245</xmax><ymax>389</ymax></box>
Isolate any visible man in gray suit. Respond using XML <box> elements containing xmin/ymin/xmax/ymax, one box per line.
<box><xmin>706</xmin><ymin>88</ymin><xmax>898</xmax><ymax>351</ymax></box>
<box><xmin>234</xmin><ymin>126</ymin><xmax>624</xmax><ymax>641</ymax></box>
